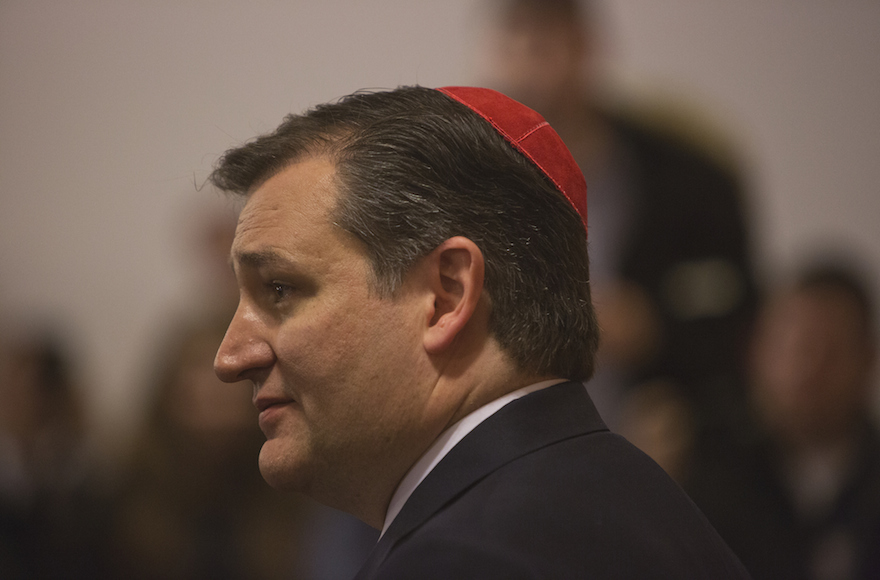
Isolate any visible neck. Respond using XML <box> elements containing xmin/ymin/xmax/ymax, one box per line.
<box><xmin>432</xmin><ymin>329</ymin><xmax>554</xmax><ymax>431</ymax></box>
<box><xmin>363</xmin><ymin>337</ymin><xmax>551</xmax><ymax>528</ymax></box>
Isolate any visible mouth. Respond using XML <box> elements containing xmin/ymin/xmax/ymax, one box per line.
<box><xmin>254</xmin><ymin>396</ymin><xmax>292</xmax><ymax>413</ymax></box>
<box><xmin>254</xmin><ymin>395</ymin><xmax>295</xmax><ymax>432</ymax></box>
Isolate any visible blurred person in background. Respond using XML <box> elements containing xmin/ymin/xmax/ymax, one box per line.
<box><xmin>183</xmin><ymin>202</ymin><xmax>243</xmax><ymax>318</ymax></box>
<box><xmin>112</xmin><ymin>202</ymin><xmax>376</xmax><ymax>579</ymax></box>
<box><xmin>109</xmin><ymin>316</ymin><xmax>313</xmax><ymax>579</ymax></box>
<box><xmin>480</xmin><ymin>0</ymin><xmax>759</xmax><ymax>441</ymax></box>
<box><xmin>687</xmin><ymin>259</ymin><xmax>880</xmax><ymax>580</ymax></box>
<box><xmin>178</xmin><ymin>202</ymin><xmax>381</xmax><ymax>578</ymax></box>
<box><xmin>105</xmin><ymin>200</ymin><xmax>301</xmax><ymax>579</ymax></box>
<box><xmin>0</xmin><ymin>327</ymin><xmax>110</xmax><ymax>579</ymax></box>
<box><xmin>615</xmin><ymin>378</ymin><xmax>698</xmax><ymax>484</ymax></box>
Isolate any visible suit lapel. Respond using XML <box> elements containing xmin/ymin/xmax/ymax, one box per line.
<box><xmin>354</xmin><ymin>381</ymin><xmax>607</xmax><ymax>578</ymax></box>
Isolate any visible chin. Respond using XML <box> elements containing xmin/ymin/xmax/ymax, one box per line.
<box><xmin>258</xmin><ymin>439</ymin><xmax>308</xmax><ymax>490</ymax></box>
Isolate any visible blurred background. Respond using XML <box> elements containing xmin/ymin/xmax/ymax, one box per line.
<box><xmin>2</xmin><ymin>0</ymin><xmax>879</xmax><ymax>578</ymax></box>
<box><xmin>3</xmin><ymin>0</ymin><xmax>879</xmax><ymax>465</ymax></box>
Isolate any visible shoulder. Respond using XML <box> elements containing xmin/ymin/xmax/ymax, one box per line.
<box><xmin>601</xmin><ymin>100</ymin><xmax>742</xmax><ymax>180</ymax></box>
<box><xmin>377</xmin><ymin>432</ymin><xmax>750</xmax><ymax>579</ymax></box>
<box><xmin>602</xmin><ymin>105</ymin><xmax>745</xmax><ymax>211</ymax></box>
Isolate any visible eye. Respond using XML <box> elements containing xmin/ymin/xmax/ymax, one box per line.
<box><xmin>269</xmin><ymin>281</ymin><xmax>294</xmax><ymax>302</ymax></box>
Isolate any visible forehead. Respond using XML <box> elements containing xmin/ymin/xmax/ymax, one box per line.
<box><xmin>232</xmin><ymin>156</ymin><xmax>341</xmax><ymax>255</ymax></box>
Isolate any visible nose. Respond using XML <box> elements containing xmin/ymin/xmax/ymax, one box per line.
<box><xmin>214</xmin><ymin>303</ymin><xmax>275</xmax><ymax>383</ymax></box>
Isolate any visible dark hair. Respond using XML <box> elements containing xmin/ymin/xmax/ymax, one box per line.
<box><xmin>210</xmin><ymin>86</ymin><xmax>598</xmax><ymax>381</ymax></box>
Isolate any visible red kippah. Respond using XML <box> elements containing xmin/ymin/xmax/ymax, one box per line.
<box><xmin>436</xmin><ymin>86</ymin><xmax>587</xmax><ymax>231</ymax></box>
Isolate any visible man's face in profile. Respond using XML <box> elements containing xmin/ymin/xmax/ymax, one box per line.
<box><xmin>214</xmin><ymin>156</ymin><xmax>437</xmax><ymax>501</ymax></box>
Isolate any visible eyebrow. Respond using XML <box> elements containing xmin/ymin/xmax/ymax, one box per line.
<box><xmin>232</xmin><ymin>248</ymin><xmax>293</xmax><ymax>270</ymax></box>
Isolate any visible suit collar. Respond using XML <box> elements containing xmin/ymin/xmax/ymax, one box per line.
<box><xmin>355</xmin><ymin>381</ymin><xmax>607</xmax><ymax>577</ymax></box>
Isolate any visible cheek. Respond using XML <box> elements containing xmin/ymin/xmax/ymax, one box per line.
<box><xmin>273</xmin><ymin>289</ymin><xmax>430</xmax><ymax>421</ymax></box>
<box><xmin>270</xmin><ymin>304</ymin><xmax>393</xmax><ymax>420</ymax></box>
<box><xmin>274</xmin><ymin>307</ymin><xmax>363</xmax><ymax>374</ymax></box>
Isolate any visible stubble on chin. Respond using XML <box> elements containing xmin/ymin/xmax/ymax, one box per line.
<box><xmin>257</xmin><ymin>436</ymin><xmax>312</xmax><ymax>491</ymax></box>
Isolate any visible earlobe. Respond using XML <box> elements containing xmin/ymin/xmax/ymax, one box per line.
<box><xmin>423</xmin><ymin>237</ymin><xmax>485</xmax><ymax>355</ymax></box>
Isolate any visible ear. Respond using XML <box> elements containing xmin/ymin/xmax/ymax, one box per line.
<box><xmin>421</xmin><ymin>236</ymin><xmax>485</xmax><ymax>355</ymax></box>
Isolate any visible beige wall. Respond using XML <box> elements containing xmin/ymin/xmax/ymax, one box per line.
<box><xmin>2</xmin><ymin>0</ymin><xmax>879</xmax><ymax>450</ymax></box>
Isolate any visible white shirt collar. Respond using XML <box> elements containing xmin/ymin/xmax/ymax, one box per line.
<box><xmin>380</xmin><ymin>378</ymin><xmax>567</xmax><ymax>537</ymax></box>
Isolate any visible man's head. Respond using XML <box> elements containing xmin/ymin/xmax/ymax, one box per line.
<box><xmin>750</xmin><ymin>262</ymin><xmax>877</xmax><ymax>447</ymax></box>
<box><xmin>210</xmin><ymin>86</ymin><xmax>597</xmax><ymax>525</ymax></box>
<box><xmin>212</xmin><ymin>86</ymin><xmax>596</xmax><ymax>380</ymax></box>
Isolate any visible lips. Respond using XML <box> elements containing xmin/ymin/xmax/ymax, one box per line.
<box><xmin>254</xmin><ymin>396</ymin><xmax>295</xmax><ymax>432</ymax></box>
<box><xmin>254</xmin><ymin>396</ymin><xmax>292</xmax><ymax>413</ymax></box>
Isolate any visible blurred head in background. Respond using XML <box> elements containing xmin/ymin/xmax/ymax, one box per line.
<box><xmin>750</xmin><ymin>262</ymin><xmax>877</xmax><ymax>449</ymax></box>
<box><xmin>482</xmin><ymin>0</ymin><xmax>598</xmax><ymax>121</ymax></box>
<box><xmin>0</xmin><ymin>329</ymin><xmax>87</xmax><ymax>501</ymax></box>
<box><xmin>0</xmin><ymin>325</ymin><xmax>111</xmax><ymax>578</ymax></box>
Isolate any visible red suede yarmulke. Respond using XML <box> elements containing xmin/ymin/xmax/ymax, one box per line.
<box><xmin>437</xmin><ymin>86</ymin><xmax>587</xmax><ymax>231</ymax></box>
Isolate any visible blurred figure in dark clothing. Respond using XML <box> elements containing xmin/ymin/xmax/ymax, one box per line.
<box><xmin>687</xmin><ymin>260</ymin><xmax>880</xmax><ymax>580</ymax></box>
<box><xmin>0</xmin><ymin>328</ymin><xmax>110</xmax><ymax>579</ymax></box>
<box><xmin>481</xmin><ymin>0</ymin><xmax>758</xmax><ymax>437</ymax></box>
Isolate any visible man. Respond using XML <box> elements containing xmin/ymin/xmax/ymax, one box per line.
<box><xmin>211</xmin><ymin>85</ymin><xmax>749</xmax><ymax>578</ymax></box>
<box><xmin>687</xmin><ymin>261</ymin><xmax>880</xmax><ymax>579</ymax></box>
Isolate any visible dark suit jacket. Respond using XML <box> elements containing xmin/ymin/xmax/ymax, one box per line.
<box><xmin>354</xmin><ymin>382</ymin><xmax>750</xmax><ymax>579</ymax></box>
<box><xmin>606</xmin><ymin>112</ymin><xmax>758</xmax><ymax>427</ymax></box>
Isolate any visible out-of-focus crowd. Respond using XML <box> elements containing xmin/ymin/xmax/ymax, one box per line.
<box><xmin>2</xmin><ymin>1</ymin><xmax>878</xmax><ymax>579</ymax></box>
